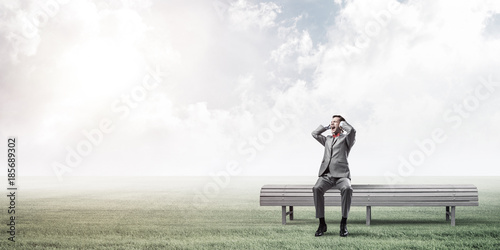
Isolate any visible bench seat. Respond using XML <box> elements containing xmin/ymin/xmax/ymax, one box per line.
<box><xmin>260</xmin><ymin>184</ymin><xmax>479</xmax><ymax>226</ymax></box>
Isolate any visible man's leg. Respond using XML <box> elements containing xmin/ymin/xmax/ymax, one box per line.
<box><xmin>336</xmin><ymin>178</ymin><xmax>353</xmax><ymax>218</ymax></box>
<box><xmin>334</xmin><ymin>177</ymin><xmax>353</xmax><ymax>237</ymax></box>
<box><xmin>313</xmin><ymin>176</ymin><xmax>334</xmax><ymax>236</ymax></box>
<box><xmin>313</xmin><ymin>176</ymin><xmax>335</xmax><ymax>218</ymax></box>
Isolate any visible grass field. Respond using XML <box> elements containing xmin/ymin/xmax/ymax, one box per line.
<box><xmin>2</xmin><ymin>176</ymin><xmax>499</xmax><ymax>249</ymax></box>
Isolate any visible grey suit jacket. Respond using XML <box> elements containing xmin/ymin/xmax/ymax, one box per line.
<box><xmin>312</xmin><ymin>121</ymin><xmax>356</xmax><ymax>178</ymax></box>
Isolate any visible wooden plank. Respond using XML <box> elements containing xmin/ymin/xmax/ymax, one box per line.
<box><xmin>262</xmin><ymin>196</ymin><xmax>473</xmax><ymax>201</ymax></box>
<box><xmin>262</xmin><ymin>192</ymin><xmax>478</xmax><ymax>196</ymax></box>
<box><xmin>261</xmin><ymin>198</ymin><xmax>478</xmax><ymax>205</ymax></box>
<box><xmin>262</xmin><ymin>184</ymin><xmax>477</xmax><ymax>189</ymax></box>
<box><xmin>261</xmin><ymin>196</ymin><xmax>478</xmax><ymax>201</ymax></box>
<box><xmin>261</xmin><ymin>201</ymin><xmax>479</xmax><ymax>206</ymax></box>
<box><xmin>271</xmin><ymin>193</ymin><xmax>478</xmax><ymax>197</ymax></box>
<box><xmin>273</xmin><ymin>196</ymin><xmax>478</xmax><ymax>202</ymax></box>
<box><xmin>261</xmin><ymin>197</ymin><xmax>479</xmax><ymax>206</ymax></box>
<box><xmin>261</xmin><ymin>185</ymin><xmax>479</xmax><ymax>189</ymax></box>
<box><xmin>262</xmin><ymin>201</ymin><xmax>477</xmax><ymax>206</ymax></box>
<box><xmin>262</xmin><ymin>184</ymin><xmax>478</xmax><ymax>188</ymax></box>
<box><xmin>261</xmin><ymin>189</ymin><xmax>478</xmax><ymax>193</ymax></box>
<box><xmin>261</xmin><ymin>199</ymin><xmax>477</xmax><ymax>205</ymax></box>
<box><xmin>262</xmin><ymin>188</ymin><xmax>473</xmax><ymax>191</ymax></box>
<box><xmin>261</xmin><ymin>191</ymin><xmax>478</xmax><ymax>196</ymax></box>
<box><xmin>263</xmin><ymin>191</ymin><xmax>475</xmax><ymax>197</ymax></box>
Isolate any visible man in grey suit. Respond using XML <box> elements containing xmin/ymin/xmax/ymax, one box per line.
<box><xmin>311</xmin><ymin>115</ymin><xmax>356</xmax><ymax>237</ymax></box>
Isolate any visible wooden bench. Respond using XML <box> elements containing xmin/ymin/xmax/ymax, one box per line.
<box><xmin>260</xmin><ymin>184</ymin><xmax>478</xmax><ymax>226</ymax></box>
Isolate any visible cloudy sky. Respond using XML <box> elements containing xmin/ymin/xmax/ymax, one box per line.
<box><xmin>1</xmin><ymin>0</ymin><xmax>500</xmax><ymax>180</ymax></box>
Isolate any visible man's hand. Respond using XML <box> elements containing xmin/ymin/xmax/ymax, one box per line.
<box><xmin>339</xmin><ymin>121</ymin><xmax>347</xmax><ymax>133</ymax></box>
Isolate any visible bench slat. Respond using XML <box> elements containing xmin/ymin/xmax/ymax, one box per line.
<box><xmin>261</xmin><ymin>185</ymin><xmax>477</xmax><ymax>191</ymax></box>
<box><xmin>261</xmin><ymin>195</ymin><xmax>477</xmax><ymax>200</ymax></box>
<box><xmin>261</xmin><ymin>196</ymin><xmax>478</xmax><ymax>201</ymax></box>
<box><xmin>261</xmin><ymin>188</ymin><xmax>478</xmax><ymax>191</ymax></box>
<box><xmin>261</xmin><ymin>192</ymin><xmax>477</xmax><ymax>197</ymax></box>
<box><xmin>261</xmin><ymin>201</ymin><xmax>479</xmax><ymax>206</ymax></box>
<box><xmin>261</xmin><ymin>189</ymin><xmax>477</xmax><ymax>193</ymax></box>
<box><xmin>261</xmin><ymin>184</ymin><xmax>477</xmax><ymax>189</ymax></box>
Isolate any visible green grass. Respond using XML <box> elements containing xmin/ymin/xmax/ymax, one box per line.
<box><xmin>2</xmin><ymin>176</ymin><xmax>499</xmax><ymax>249</ymax></box>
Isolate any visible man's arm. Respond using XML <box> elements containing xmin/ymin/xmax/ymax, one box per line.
<box><xmin>340</xmin><ymin>121</ymin><xmax>356</xmax><ymax>148</ymax></box>
<box><xmin>312</xmin><ymin>125</ymin><xmax>329</xmax><ymax>146</ymax></box>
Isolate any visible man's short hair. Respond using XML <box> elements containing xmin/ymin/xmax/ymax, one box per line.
<box><xmin>332</xmin><ymin>115</ymin><xmax>345</xmax><ymax>122</ymax></box>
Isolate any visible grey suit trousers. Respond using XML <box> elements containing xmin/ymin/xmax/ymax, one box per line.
<box><xmin>313</xmin><ymin>175</ymin><xmax>353</xmax><ymax>219</ymax></box>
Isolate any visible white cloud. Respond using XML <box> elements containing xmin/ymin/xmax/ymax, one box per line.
<box><xmin>270</xmin><ymin>30</ymin><xmax>314</xmax><ymax>66</ymax></box>
<box><xmin>227</xmin><ymin>0</ymin><xmax>281</xmax><ymax>30</ymax></box>
<box><xmin>0</xmin><ymin>1</ymin><xmax>43</xmax><ymax>64</ymax></box>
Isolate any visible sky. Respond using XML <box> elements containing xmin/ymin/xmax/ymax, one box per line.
<box><xmin>1</xmin><ymin>0</ymin><xmax>500</xmax><ymax>181</ymax></box>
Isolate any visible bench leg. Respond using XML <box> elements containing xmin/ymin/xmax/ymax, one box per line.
<box><xmin>282</xmin><ymin>206</ymin><xmax>286</xmax><ymax>225</ymax></box>
<box><xmin>290</xmin><ymin>206</ymin><xmax>294</xmax><ymax>220</ymax></box>
<box><xmin>446</xmin><ymin>206</ymin><xmax>450</xmax><ymax>221</ymax></box>
<box><xmin>451</xmin><ymin>206</ymin><xmax>455</xmax><ymax>226</ymax></box>
<box><xmin>366</xmin><ymin>206</ymin><xmax>371</xmax><ymax>226</ymax></box>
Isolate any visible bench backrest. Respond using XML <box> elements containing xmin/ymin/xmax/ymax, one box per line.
<box><xmin>260</xmin><ymin>184</ymin><xmax>479</xmax><ymax>206</ymax></box>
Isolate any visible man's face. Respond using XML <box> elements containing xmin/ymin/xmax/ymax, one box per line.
<box><xmin>330</xmin><ymin>117</ymin><xmax>342</xmax><ymax>134</ymax></box>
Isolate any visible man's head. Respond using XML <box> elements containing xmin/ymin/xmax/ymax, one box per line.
<box><xmin>330</xmin><ymin>115</ymin><xmax>345</xmax><ymax>135</ymax></box>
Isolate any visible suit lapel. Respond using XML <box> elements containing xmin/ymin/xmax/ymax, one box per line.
<box><xmin>331</xmin><ymin>133</ymin><xmax>345</xmax><ymax>149</ymax></box>
<box><xmin>332</xmin><ymin>136</ymin><xmax>339</xmax><ymax>146</ymax></box>
<box><xmin>328</xmin><ymin>136</ymin><xmax>338</xmax><ymax>153</ymax></box>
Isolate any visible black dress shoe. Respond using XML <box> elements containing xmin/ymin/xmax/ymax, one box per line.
<box><xmin>339</xmin><ymin>223</ymin><xmax>348</xmax><ymax>237</ymax></box>
<box><xmin>315</xmin><ymin>224</ymin><xmax>327</xmax><ymax>237</ymax></box>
